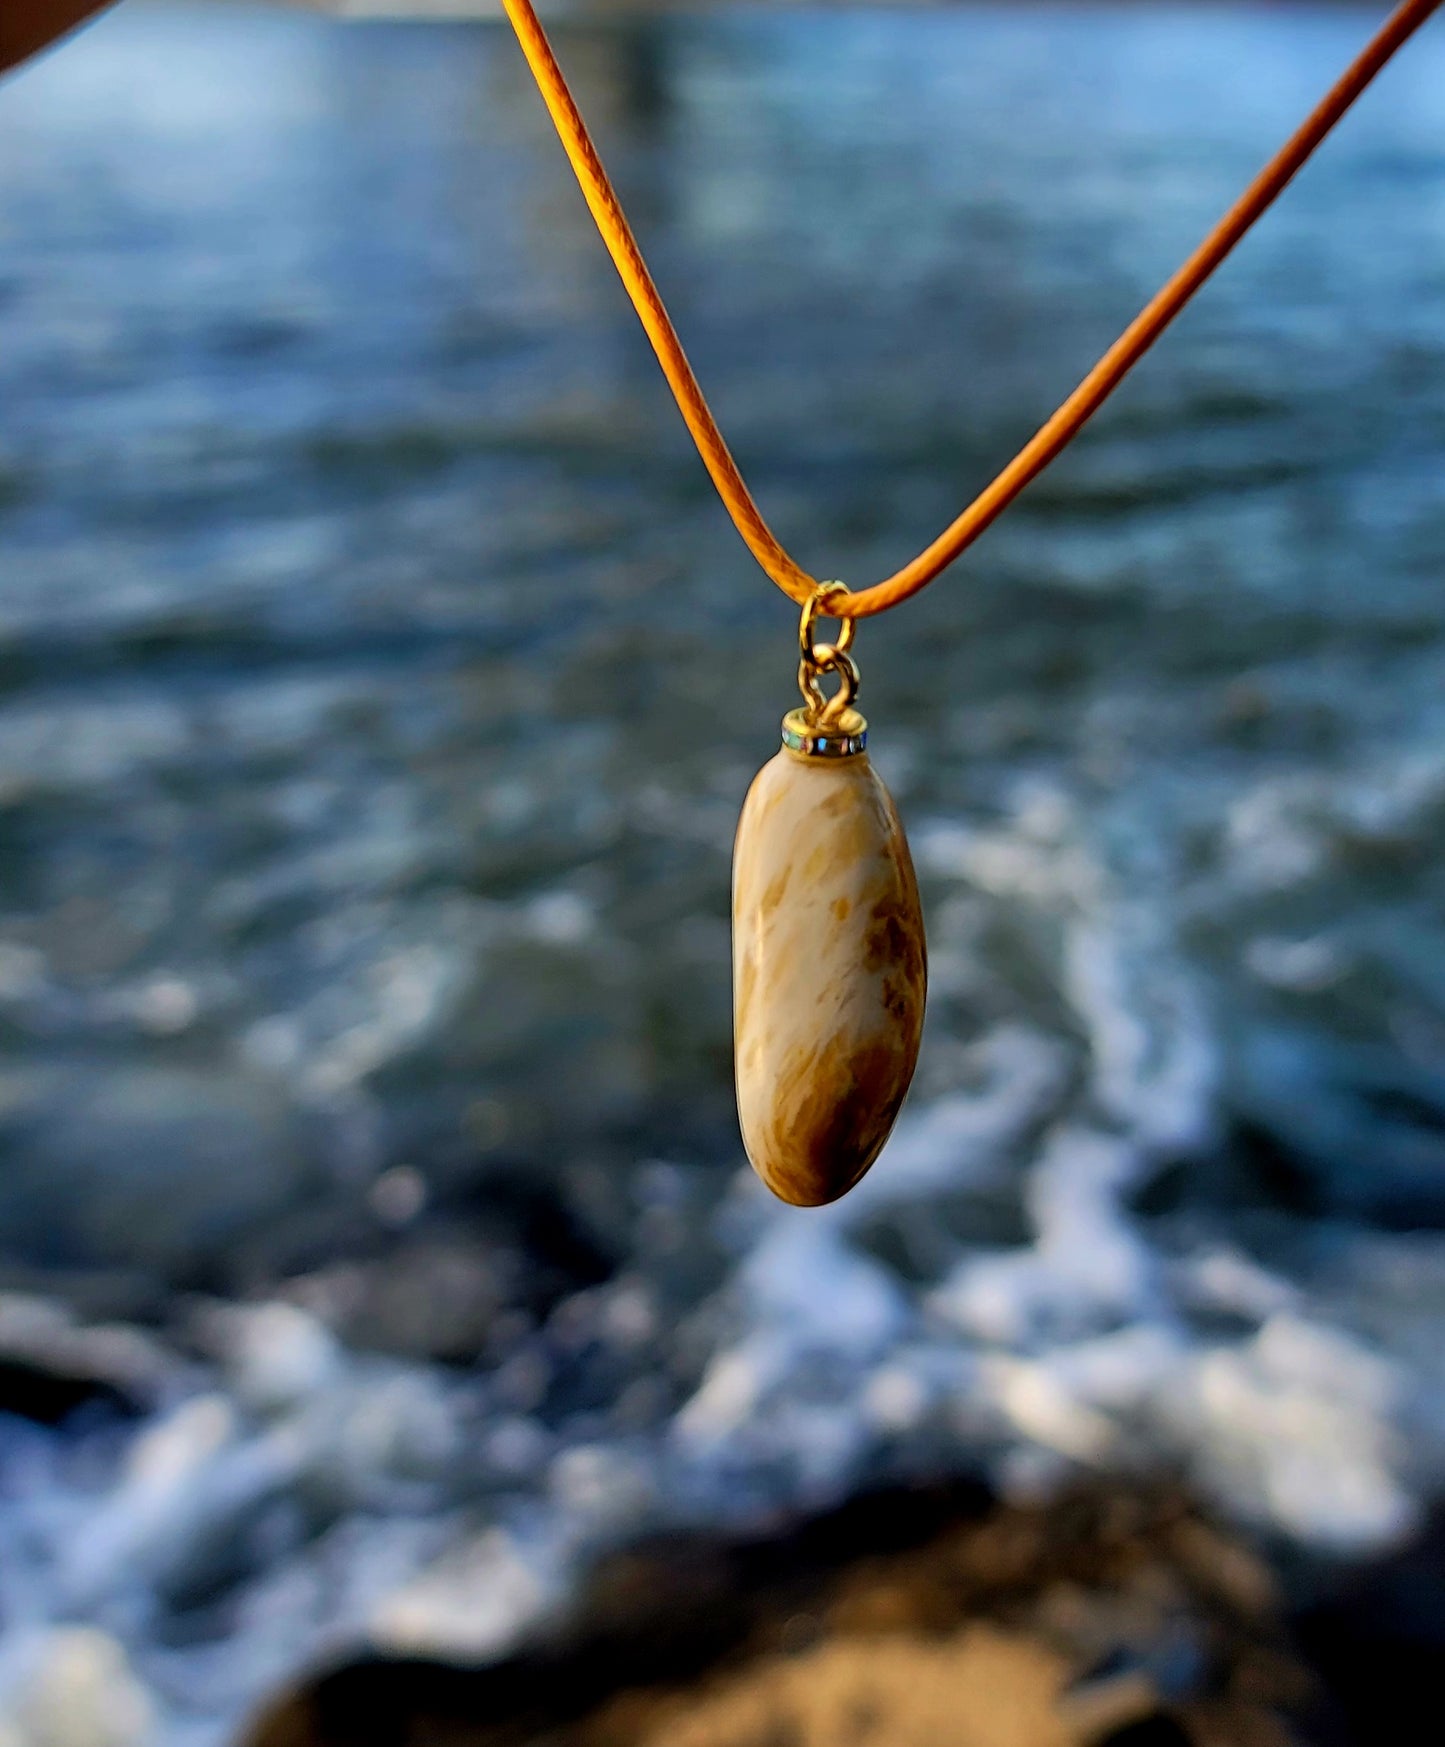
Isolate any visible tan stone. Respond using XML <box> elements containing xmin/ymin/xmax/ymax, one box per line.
<box><xmin>732</xmin><ymin>747</ymin><xmax>926</xmax><ymax>1206</ymax></box>
<box><xmin>627</xmin><ymin>1626</ymin><xmax>1073</xmax><ymax>1747</ymax></box>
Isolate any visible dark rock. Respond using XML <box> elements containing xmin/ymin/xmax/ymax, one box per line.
<box><xmin>0</xmin><ymin>1292</ymin><xmax>178</xmax><ymax>1422</ymax></box>
<box><xmin>1096</xmin><ymin>1717</ymin><xmax>1192</xmax><ymax>1747</ymax></box>
<box><xmin>0</xmin><ymin>1065</ymin><xmax>320</xmax><ymax>1284</ymax></box>
<box><xmin>0</xmin><ymin>1355</ymin><xmax>130</xmax><ymax>1424</ymax></box>
<box><xmin>242</xmin><ymin>1484</ymin><xmax>1310</xmax><ymax>1747</ymax></box>
<box><xmin>1293</xmin><ymin>1504</ymin><xmax>1445</xmax><ymax>1746</ymax></box>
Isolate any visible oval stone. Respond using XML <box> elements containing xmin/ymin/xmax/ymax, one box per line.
<box><xmin>732</xmin><ymin>746</ymin><xmax>926</xmax><ymax>1206</ymax></box>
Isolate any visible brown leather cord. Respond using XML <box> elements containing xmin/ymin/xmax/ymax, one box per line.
<box><xmin>501</xmin><ymin>0</ymin><xmax>1441</xmax><ymax>619</ymax></box>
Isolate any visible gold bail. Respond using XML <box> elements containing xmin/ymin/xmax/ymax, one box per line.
<box><xmin>784</xmin><ymin>582</ymin><xmax>868</xmax><ymax>758</ymax></box>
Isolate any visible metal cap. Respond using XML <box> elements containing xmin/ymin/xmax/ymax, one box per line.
<box><xmin>781</xmin><ymin>706</ymin><xmax>868</xmax><ymax>759</ymax></box>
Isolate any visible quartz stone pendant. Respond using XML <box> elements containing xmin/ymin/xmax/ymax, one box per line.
<box><xmin>732</xmin><ymin>593</ymin><xmax>926</xmax><ymax>1206</ymax></box>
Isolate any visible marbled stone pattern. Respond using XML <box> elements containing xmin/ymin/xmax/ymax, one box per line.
<box><xmin>732</xmin><ymin>748</ymin><xmax>927</xmax><ymax>1206</ymax></box>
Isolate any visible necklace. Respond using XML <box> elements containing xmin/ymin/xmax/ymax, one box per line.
<box><xmin>501</xmin><ymin>0</ymin><xmax>1439</xmax><ymax>1205</ymax></box>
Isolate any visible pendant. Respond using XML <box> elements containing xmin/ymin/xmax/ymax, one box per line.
<box><xmin>732</xmin><ymin>587</ymin><xmax>927</xmax><ymax>1206</ymax></box>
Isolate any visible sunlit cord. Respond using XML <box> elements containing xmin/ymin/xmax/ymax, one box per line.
<box><xmin>501</xmin><ymin>0</ymin><xmax>1442</xmax><ymax>618</ymax></box>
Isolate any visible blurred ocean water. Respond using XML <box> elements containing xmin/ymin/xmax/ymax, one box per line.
<box><xmin>1</xmin><ymin>2</ymin><xmax>1444</xmax><ymax>1740</ymax></box>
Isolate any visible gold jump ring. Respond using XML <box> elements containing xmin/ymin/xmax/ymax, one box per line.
<box><xmin>798</xmin><ymin>583</ymin><xmax>854</xmax><ymax>667</ymax></box>
<box><xmin>797</xmin><ymin>643</ymin><xmax>861</xmax><ymax>728</ymax></box>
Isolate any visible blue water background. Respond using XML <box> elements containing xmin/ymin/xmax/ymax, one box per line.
<box><xmin>0</xmin><ymin>6</ymin><xmax>1444</xmax><ymax>1740</ymax></box>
